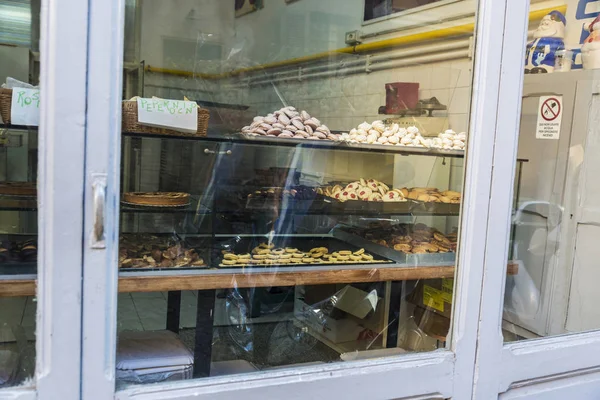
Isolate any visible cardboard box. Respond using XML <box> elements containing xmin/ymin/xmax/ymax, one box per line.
<box><xmin>294</xmin><ymin>285</ymin><xmax>384</xmax><ymax>344</ymax></box>
<box><xmin>408</xmin><ymin>279</ymin><xmax>454</xmax><ymax>340</ymax></box>
<box><xmin>409</xmin><ymin>278</ymin><xmax>454</xmax><ymax>319</ymax></box>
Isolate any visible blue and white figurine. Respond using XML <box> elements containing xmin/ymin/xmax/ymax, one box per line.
<box><xmin>525</xmin><ymin>10</ymin><xmax>566</xmax><ymax>74</ymax></box>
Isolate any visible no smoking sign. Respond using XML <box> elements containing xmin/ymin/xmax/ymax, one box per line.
<box><xmin>536</xmin><ymin>95</ymin><xmax>563</xmax><ymax>139</ymax></box>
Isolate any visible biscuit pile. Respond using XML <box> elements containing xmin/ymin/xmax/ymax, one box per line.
<box><xmin>119</xmin><ymin>235</ymin><xmax>206</xmax><ymax>269</ymax></box>
<box><xmin>406</xmin><ymin>188</ymin><xmax>461</xmax><ymax>204</ymax></box>
<box><xmin>430</xmin><ymin>130</ymin><xmax>466</xmax><ymax>150</ymax></box>
<box><xmin>339</xmin><ymin>121</ymin><xmax>430</xmax><ymax>147</ymax></box>
<box><xmin>241</xmin><ymin>106</ymin><xmax>339</xmax><ymax>141</ymax></box>
<box><xmin>318</xmin><ymin>179</ymin><xmax>407</xmax><ymax>202</ymax></box>
<box><xmin>219</xmin><ymin>243</ymin><xmax>385</xmax><ymax>267</ymax></box>
<box><xmin>347</xmin><ymin>224</ymin><xmax>457</xmax><ymax>255</ymax></box>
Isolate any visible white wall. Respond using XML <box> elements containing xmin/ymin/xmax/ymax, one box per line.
<box><xmin>232</xmin><ymin>0</ymin><xmax>362</xmax><ymax>65</ymax></box>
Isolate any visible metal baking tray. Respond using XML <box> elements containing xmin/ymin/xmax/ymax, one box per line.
<box><xmin>329</xmin><ymin>199</ymin><xmax>412</xmax><ymax>214</ymax></box>
<box><xmin>0</xmin><ymin>262</ymin><xmax>37</xmax><ymax>275</ymax></box>
<box><xmin>245</xmin><ymin>193</ymin><xmax>331</xmax><ymax>213</ymax></box>
<box><xmin>409</xmin><ymin>200</ymin><xmax>460</xmax><ymax>215</ymax></box>
<box><xmin>212</xmin><ymin>235</ymin><xmax>395</xmax><ymax>269</ymax></box>
<box><xmin>331</xmin><ymin>227</ymin><xmax>456</xmax><ymax>266</ymax></box>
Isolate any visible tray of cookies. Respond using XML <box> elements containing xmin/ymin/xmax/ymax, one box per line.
<box><xmin>213</xmin><ymin>236</ymin><xmax>393</xmax><ymax>269</ymax></box>
<box><xmin>118</xmin><ymin>234</ymin><xmax>209</xmax><ymax>271</ymax></box>
<box><xmin>332</xmin><ymin>224</ymin><xmax>457</xmax><ymax>265</ymax></box>
<box><xmin>319</xmin><ymin>179</ymin><xmax>412</xmax><ymax>214</ymax></box>
<box><xmin>407</xmin><ymin>188</ymin><xmax>461</xmax><ymax>215</ymax></box>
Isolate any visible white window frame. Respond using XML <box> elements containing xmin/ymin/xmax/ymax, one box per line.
<box><xmin>472</xmin><ymin>2</ymin><xmax>600</xmax><ymax>399</ymax></box>
<box><xmin>80</xmin><ymin>0</ymin><xmax>529</xmax><ymax>399</ymax></box>
<box><xmin>0</xmin><ymin>0</ymin><xmax>89</xmax><ymax>399</ymax></box>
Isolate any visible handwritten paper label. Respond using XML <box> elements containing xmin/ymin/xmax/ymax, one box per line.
<box><xmin>10</xmin><ymin>88</ymin><xmax>40</xmax><ymax>126</ymax></box>
<box><xmin>137</xmin><ymin>98</ymin><xmax>198</xmax><ymax>133</ymax></box>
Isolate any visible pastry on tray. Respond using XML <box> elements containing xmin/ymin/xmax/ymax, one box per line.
<box><xmin>219</xmin><ymin>243</ymin><xmax>386</xmax><ymax>267</ymax></box>
<box><xmin>0</xmin><ymin>182</ymin><xmax>37</xmax><ymax>196</ymax></box>
<box><xmin>406</xmin><ymin>188</ymin><xmax>461</xmax><ymax>204</ymax></box>
<box><xmin>345</xmin><ymin>223</ymin><xmax>457</xmax><ymax>255</ymax></box>
<box><xmin>119</xmin><ymin>234</ymin><xmax>206</xmax><ymax>269</ymax></box>
<box><xmin>318</xmin><ymin>178</ymin><xmax>407</xmax><ymax>203</ymax></box>
<box><xmin>122</xmin><ymin>192</ymin><xmax>190</xmax><ymax>207</ymax></box>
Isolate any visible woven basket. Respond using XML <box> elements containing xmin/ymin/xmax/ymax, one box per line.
<box><xmin>0</xmin><ymin>88</ymin><xmax>12</xmax><ymax>124</ymax></box>
<box><xmin>122</xmin><ymin>100</ymin><xmax>209</xmax><ymax>137</ymax></box>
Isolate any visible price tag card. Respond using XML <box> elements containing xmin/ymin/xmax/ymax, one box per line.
<box><xmin>10</xmin><ymin>88</ymin><xmax>40</xmax><ymax>126</ymax></box>
<box><xmin>137</xmin><ymin>98</ymin><xmax>198</xmax><ymax>134</ymax></box>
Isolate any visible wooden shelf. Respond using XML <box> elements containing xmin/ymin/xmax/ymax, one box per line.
<box><xmin>0</xmin><ymin>263</ymin><xmax>518</xmax><ymax>297</ymax></box>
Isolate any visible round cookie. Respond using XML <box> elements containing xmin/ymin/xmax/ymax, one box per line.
<box><xmin>357</xmin><ymin>187</ymin><xmax>373</xmax><ymax>200</ymax></box>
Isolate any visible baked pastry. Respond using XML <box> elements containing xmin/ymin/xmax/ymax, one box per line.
<box><xmin>241</xmin><ymin>107</ymin><xmax>340</xmax><ymax>141</ymax></box>
<box><xmin>123</xmin><ymin>192</ymin><xmax>190</xmax><ymax>207</ymax></box>
<box><xmin>219</xmin><ymin>243</ymin><xmax>387</xmax><ymax>267</ymax></box>
<box><xmin>407</xmin><ymin>187</ymin><xmax>461</xmax><ymax>204</ymax></box>
<box><xmin>119</xmin><ymin>234</ymin><xmax>206</xmax><ymax>269</ymax></box>
<box><xmin>320</xmin><ymin>178</ymin><xmax>407</xmax><ymax>203</ymax></box>
<box><xmin>344</xmin><ymin>223</ymin><xmax>458</xmax><ymax>255</ymax></box>
<box><xmin>340</xmin><ymin>122</ymin><xmax>431</xmax><ymax>148</ymax></box>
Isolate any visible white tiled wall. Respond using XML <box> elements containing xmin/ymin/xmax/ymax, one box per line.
<box><xmin>220</xmin><ymin>58</ymin><xmax>473</xmax><ymax>134</ymax></box>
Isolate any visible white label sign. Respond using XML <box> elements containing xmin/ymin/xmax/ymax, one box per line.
<box><xmin>10</xmin><ymin>88</ymin><xmax>40</xmax><ymax>126</ymax></box>
<box><xmin>137</xmin><ymin>98</ymin><xmax>198</xmax><ymax>133</ymax></box>
<box><xmin>536</xmin><ymin>95</ymin><xmax>563</xmax><ymax>140</ymax></box>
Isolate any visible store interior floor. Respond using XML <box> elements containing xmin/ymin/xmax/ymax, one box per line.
<box><xmin>0</xmin><ymin>290</ymin><xmax>339</xmax><ymax>381</ymax></box>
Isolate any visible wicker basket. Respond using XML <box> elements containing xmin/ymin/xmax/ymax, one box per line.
<box><xmin>121</xmin><ymin>100</ymin><xmax>209</xmax><ymax>137</ymax></box>
<box><xmin>0</xmin><ymin>88</ymin><xmax>12</xmax><ymax>124</ymax></box>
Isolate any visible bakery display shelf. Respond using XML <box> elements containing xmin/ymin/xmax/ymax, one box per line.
<box><xmin>0</xmin><ymin>195</ymin><xmax>38</xmax><ymax>211</ymax></box>
<box><xmin>211</xmin><ymin>235</ymin><xmax>394</xmax><ymax>270</ymax></box>
<box><xmin>122</xmin><ymin>130</ymin><xmax>469</xmax><ymax>159</ymax></box>
<box><xmin>236</xmin><ymin>134</ymin><xmax>467</xmax><ymax>158</ymax></box>
<box><xmin>119</xmin><ymin>233</ymin><xmax>211</xmax><ymax>272</ymax></box>
<box><xmin>331</xmin><ymin>227</ymin><xmax>456</xmax><ymax>265</ymax></box>
<box><xmin>0</xmin><ymin>123</ymin><xmax>38</xmax><ymax>131</ymax></box>
<box><xmin>409</xmin><ymin>201</ymin><xmax>460</xmax><ymax>216</ymax></box>
<box><xmin>120</xmin><ymin>195</ymin><xmax>211</xmax><ymax>214</ymax></box>
<box><xmin>327</xmin><ymin>199</ymin><xmax>460</xmax><ymax>216</ymax></box>
<box><xmin>0</xmin><ymin>262</ymin><xmax>36</xmax><ymax>276</ymax></box>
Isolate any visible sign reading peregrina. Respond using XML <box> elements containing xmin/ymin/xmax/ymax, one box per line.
<box><xmin>10</xmin><ymin>88</ymin><xmax>40</xmax><ymax>126</ymax></box>
<box><xmin>137</xmin><ymin>98</ymin><xmax>198</xmax><ymax>134</ymax></box>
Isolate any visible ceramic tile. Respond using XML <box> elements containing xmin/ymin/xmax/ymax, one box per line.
<box><xmin>140</xmin><ymin>317</ymin><xmax>166</xmax><ymax>332</ymax></box>
<box><xmin>429</xmin><ymin>89</ymin><xmax>450</xmax><ymax>107</ymax></box>
<box><xmin>131</xmin><ymin>291</ymin><xmax>165</xmax><ymax>300</ymax></box>
<box><xmin>448</xmin><ymin>87</ymin><xmax>471</xmax><ymax>115</ymax></box>
<box><xmin>413</xmin><ymin>66</ymin><xmax>433</xmax><ymax>90</ymax></box>
<box><xmin>20</xmin><ymin>311</ymin><xmax>35</xmax><ymax>329</ymax></box>
<box><xmin>431</xmin><ymin>65</ymin><xmax>452</xmax><ymax>90</ymax></box>
<box><xmin>117</xmin><ymin>318</ymin><xmax>144</xmax><ymax>332</ymax></box>
<box><xmin>448</xmin><ymin>114</ymin><xmax>469</xmax><ymax>133</ymax></box>
<box><xmin>117</xmin><ymin>308</ymin><xmax>140</xmax><ymax>321</ymax></box>
<box><xmin>365</xmin><ymin>94</ymin><xmax>382</xmax><ymax>116</ymax></box>
<box><xmin>180</xmin><ymin>309</ymin><xmax>197</xmax><ymax>329</ymax></box>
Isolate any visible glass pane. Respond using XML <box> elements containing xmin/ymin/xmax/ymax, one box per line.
<box><xmin>503</xmin><ymin>4</ymin><xmax>600</xmax><ymax>342</ymax></box>
<box><xmin>115</xmin><ymin>0</ymin><xmax>475</xmax><ymax>387</ymax></box>
<box><xmin>0</xmin><ymin>0</ymin><xmax>39</xmax><ymax>387</ymax></box>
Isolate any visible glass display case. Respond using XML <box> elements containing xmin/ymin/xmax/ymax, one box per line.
<box><xmin>115</xmin><ymin>114</ymin><xmax>523</xmax><ymax>381</ymax></box>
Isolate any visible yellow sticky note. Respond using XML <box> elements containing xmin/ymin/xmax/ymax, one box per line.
<box><xmin>441</xmin><ymin>278</ymin><xmax>454</xmax><ymax>303</ymax></box>
<box><xmin>423</xmin><ymin>286</ymin><xmax>444</xmax><ymax>313</ymax></box>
